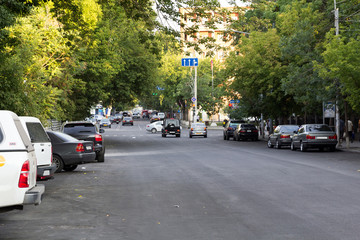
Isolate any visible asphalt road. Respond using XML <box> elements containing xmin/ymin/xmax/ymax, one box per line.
<box><xmin>1</xmin><ymin>119</ymin><xmax>360</xmax><ymax>240</ymax></box>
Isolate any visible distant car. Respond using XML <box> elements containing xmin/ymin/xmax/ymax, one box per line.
<box><xmin>223</xmin><ymin>120</ymin><xmax>244</xmax><ymax>140</ymax></box>
<box><xmin>267</xmin><ymin>125</ymin><xmax>299</xmax><ymax>149</ymax></box>
<box><xmin>291</xmin><ymin>124</ymin><xmax>337</xmax><ymax>152</ymax></box>
<box><xmin>109</xmin><ymin>116</ymin><xmax>115</xmax><ymax>123</ymax></box>
<box><xmin>158</xmin><ymin>112</ymin><xmax>165</xmax><ymax>120</ymax></box>
<box><xmin>150</xmin><ymin>116</ymin><xmax>160</xmax><ymax>123</ymax></box>
<box><xmin>47</xmin><ymin>131</ymin><xmax>96</xmax><ymax>172</ymax></box>
<box><xmin>61</xmin><ymin>122</ymin><xmax>105</xmax><ymax>162</ymax></box>
<box><xmin>189</xmin><ymin>122</ymin><xmax>207</xmax><ymax>138</ymax></box>
<box><xmin>100</xmin><ymin>118</ymin><xmax>111</xmax><ymax>128</ymax></box>
<box><xmin>146</xmin><ymin>121</ymin><xmax>163</xmax><ymax>133</ymax></box>
<box><xmin>233</xmin><ymin>123</ymin><xmax>258</xmax><ymax>141</ymax></box>
<box><xmin>162</xmin><ymin>118</ymin><xmax>181</xmax><ymax>137</ymax></box>
<box><xmin>132</xmin><ymin>112</ymin><xmax>140</xmax><ymax>119</ymax></box>
<box><xmin>113</xmin><ymin>114</ymin><xmax>122</xmax><ymax>124</ymax></box>
<box><xmin>122</xmin><ymin>117</ymin><xmax>133</xmax><ymax>126</ymax></box>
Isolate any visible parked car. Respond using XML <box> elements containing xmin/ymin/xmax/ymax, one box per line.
<box><xmin>267</xmin><ymin>125</ymin><xmax>299</xmax><ymax>149</ymax></box>
<box><xmin>291</xmin><ymin>124</ymin><xmax>337</xmax><ymax>152</ymax></box>
<box><xmin>61</xmin><ymin>122</ymin><xmax>105</xmax><ymax>162</ymax></box>
<box><xmin>150</xmin><ymin>116</ymin><xmax>160</xmax><ymax>123</ymax></box>
<box><xmin>47</xmin><ymin>131</ymin><xmax>96</xmax><ymax>172</ymax></box>
<box><xmin>233</xmin><ymin>123</ymin><xmax>258</xmax><ymax>141</ymax></box>
<box><xmin>146</xmin><ymin>121</ymin><xmax>163</xmax><ymax>133</ymax></box>
<box><xmin>122</xmin><ymin>117</ymin><xmax>133</xmax><ymax>126</ymax></box>
<box><xmin>162</xmin><ymin>118</ymin><xmax>181</xmax><ymax>137</ymax></box>
<box><xmin>132</xmin><ymin>112</ymin><xmax>140</xmax><ymax>119</ymax></box>
<box><xmin>223</xmin><ymin>120</ymin><xmax>244</xmax><ymax>140</ymax></box>
<box><xmin>19</xmin><ymin>116</ymin><xmax>56</xmax><ymax>180</ymax></box>
<box><xmin>100</xmin><ymin>118</ymin><xmax>111</xmax><ymax>128</ymax></box>
<box><xmin>189</xmin><ymin>122</ymin><xmax>207</xmax><ymax>138</ymax></box>
<box><xmin>0</xmin><ymin>111</ymin><xmax>44</xmax><ymax>212</ymax></box>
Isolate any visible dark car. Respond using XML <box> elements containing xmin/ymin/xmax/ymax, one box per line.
<box><xmin>122</xmin><ymin>117</ymin><xmax>133</xmax><ymax>126</ymax></box>
<box><xmin>233</xmin><ymin>123</ymin><xmax>258</xmax><ymax>141</ymax></box>
<box><xmin>162</xmin><ymin>118</ymin><xmax>181</xmax><ymax>137</ymax></box>
<box><xmin>61</xmin><ymin>122</ymin><xmax>105</xmax><ymax>162</ymax></box>
<box><xmin>291</xmin><ymin>124</ymin><xmax>337</xmax><ymax>152</ymax></box>
<box><xmin>150</xmin><ymin>116</ymin><xmax>160</xmax><ymax>123</ymax></box>
<box><xmin>47</xmin><ymin>131</ymin><xmax>96</xmax><ymax>172</ymax></box>
<box><xmin>267</xmin><ymin>125</ymin><xmax>299</xmax><ymax>149</ymax></box>
<box><xmin>223</xmin><ymin>120</ymin><xmax>244</xmax><ymax>140</ymax></box>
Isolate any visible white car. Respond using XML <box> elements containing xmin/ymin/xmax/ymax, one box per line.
<box><xmin>20</xmin><ymin>117</ymin><xmax>56</xmax><ymax>180</ymax></box>
<box><xmin>146</xmin><ymin>121</ymin><xmax>163</xmax><ymax>133</ymax></box>
<box><xmin>0</xmin><ymin>111</ymin><xmax>44</xmax><ymax>211</ymax></box>
<box><xmin>158</xmin><ymin>112</ymin><xmax>165</xmax><ymax>120</ymax></box>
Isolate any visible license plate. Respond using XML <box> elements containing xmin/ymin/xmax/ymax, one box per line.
<box><xmin>316</xmin><ymin>137</ymin><xmax>327</xmax><ymax>139</ymax></box>
<box><xmin>86</xmin><ymin>146</ymin><xmax>92</xmax><ymax>150</ymax></box>
<box><xmin>170</xmin><ymin>131</ymin><xmax>175</xmax><ymax>134</ymax></box>
<box><xmin>247</xmin><ymin>130</ymin><xmax>252</xmax><ymax>132</ymax></box>
<box><xmin>43</xmin><ymin>170</ymin><xmax>50</xmax><ymax>176</ymax></box>
<box><xmin>196</xmin><ymin>133</ymin><xmax>202</xmax><ymax>135</ymax></box>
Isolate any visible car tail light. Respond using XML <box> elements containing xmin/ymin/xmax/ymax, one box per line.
<box><xmin>204</xmin><ymin>128</ymin><xmax>207</xmax><ymax>131</ymax></box>
<box><xmin>253</xmin><ymin>130</ymin><xmax>258</xmax><ymax>133</ymax></box>
<box><xmin>306</xmin><ymin>135</ymin><xmax>315</xmax><ymax>139</ymax></box>
<box><xmin>18</xmin><ymin>160</ymin><xmax>30</xmax><ymax>188</ymax></box>
<box><xmin>76</xmin><ymin>143</ymin><xmax>85</xmax><ymax>152</ymax></box>
<box><xmin>329</xmin><ymin>135</ymin><xmax>337</xmax><ymax>139</ymax></box>
<box><xmin>95</xmin><ymin>134</ymin><xmax>103</xmax><ymax>142</ymax></box>
<box><xmin>191</xmin><ymin>128</ymin><xmax>194</xmax><ymax>131</ymax></box>
<box><xmin>240</xmin><ymin>130</ymin><xmax>246</xmax><ymax>133</ymax></box>
<box><xmin>280</xmin><ymin>135</ymin><xmax>290</xmax><ymax>138</ymax></box>
<box><xmin>177</xmin><ymin>129</ymin><xmax>180</xmax><ymax>132</ymax></box>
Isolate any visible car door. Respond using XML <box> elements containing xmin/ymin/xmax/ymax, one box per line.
<box><xmin>293</xmin><ymin>126</ymin><xmax>304</xmax><ymax>147</ymax></box>
<box><xmin>156</xmin><ymin>122</ymin><xmax>163</xmax><ymax>131</ymax></box>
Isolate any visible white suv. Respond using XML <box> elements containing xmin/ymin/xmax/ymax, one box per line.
<box><xmin>20</xmin><ymin>117</ymin><xmax>56</xmax><ymax>180</ymax></box>
<box><xmin>0</xmin><ymin>111</ymin><xmax>44</xmax><ymax>211</ymax></box>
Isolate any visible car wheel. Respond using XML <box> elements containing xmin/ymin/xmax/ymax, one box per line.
<box><xmin>176</xmin><ymin>134</ymin><xmax>180</xmax><ymax>137</ymax></box>
<box><xmin>162</xmin><ymin>134</ymin><xmax>166</xmax><ymax>137</ymax></box>
<box><xmin>97</xmin><ymin>150</ymin><xmax>105</xmax><ymax>162</ymax></box>
<box><xmin>233</xmin><ymin>135</ymin><xmax>237</xmax><ymax>141</ymax></box>
<box><xmin>190</xmin><ymin>134</ymin><xmax>192</xmax><ymax>138</ymax></box>
<box><xmin>267</xmin><ymin>139</ymin><xmax>273</xmax><ymax>148</ymax></box>
<box><xmin>53</xmin><ymin>155</ymin><xmax>64</xmax><ymax>173</ymax></box>
<box><xmin>226</xmin><ymin>134</ymin><xmax>230</xmax><ymax>140</ymax></box>
<box><xmin>109</xmin><ymin>126</ymin><xmax>111</xmax><ymax>128</ymax></box>
<box><xmin>291</xmin><ymin>141</ymin><xmax>296</xmax><ymax>151</ymax></box>
<box><xmin>275</xmin><ymin>140</ymin><xmax>281</xmax><ymax>149</ymax></box>
<box><xmin>223</xmin><ymin>134</ymin><xmax>226</xmax><ymax>140</ymax></box>
<box><xmin>63</xmin><ymin>165</ymin><xmax>78</xmax><ymax>172</ymax></box>
<box><xmin>329</xmin><ymin>146</ymin><xmax>336</xmax><ymax>152</ymax></box>
<box><xmin>151</xmin><ymin>128</ymin><xmax>157</xmax><ymax>133</ymax></box>
<box><xmin>204</xmin><ymin>135</ymin><xmax>207</xmax><ymax>138</ymax></box>
<box><xmin>300</xmin><ymin>142</ymin><xmax>306</xmax><ymax>152</ymax></box>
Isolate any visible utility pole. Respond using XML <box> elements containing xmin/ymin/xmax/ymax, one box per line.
<box><xmin>194</xmin><ymin>66</ymin><xmax>197</xmax><ymax>123</ymax></box>
<box><xmin>334</xmin><ymin>0</ymin><xmax>342</xmax><ymax>148</ymax></box>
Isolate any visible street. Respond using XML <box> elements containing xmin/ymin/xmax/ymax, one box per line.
<box><xmin>1</xmin><ymin>119</ymin><xmax>360</xmax><ymax>240</ymax></box>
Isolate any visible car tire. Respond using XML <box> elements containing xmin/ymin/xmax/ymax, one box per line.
<box><xmin>190</xmin><ymin>134</ymin><xmax>192</xmax><ymax>138</ymax></box>
<box><xmin>267</xmin><ymin>139</ymin><xmax>273</xmax><ymax>148</ymax></box>
<box><xmin>275</xmin><ymin>140</ymin><xmax>281</xmax><ymax>149</ymax></box>
<box><xmin>97</xmin><ymin>150</ymin><xmax>105</xmax><ymax>162</ymax></box>
<box><xmin>226</xmin><ymin>134</ymin><xmax>230</xmax><ymax>140</ymax></box>
<box><xmin>329</xmin><ymin>146</ymin><xmax>336</xmax><ymax>152</ymax></box>
<box><xmin>109</xmin><ymin>125</ymin><xmax>111</xmax><ymax>128</ymax></box>
<box><xmin>300</xmin><ymin>142</ymin><xmax>307</xmax><ymax>152</ymax></box>
<box><xmin>162</xmin><ymin>134</ymin><xmax>166</xmax><ymax>138</ymax></box>
<box><xmin>233</xmin><ymin>135</ymin><xmax>237</xmax><ymax>141</ymax></box>
<box><xmin>151</xmin><ymin>128</ymin><xmax>157</xmax><ymax>133</ymax></box>
<box><xmin>53</xmin><ymin>155</ymin><xmax>64</xmax><ymax>173</ymax></box>
<box><xmin>63</xmin><ymin>165</ymin><xmax>78</xmax><ymax>172</ymax></box>
<box><xmin>176</xmin><ymin>134</ymin><xmax>180</xmax><ymax>138</ymax></box>
<box><xmin>204</xmin><ymin>135</ymin><xmax>207</xmax><ymax>138</ymax></box>
<box><xmin>223</xmin><ymin>134</ymin><xmax>226</xmax><ymax>140</ymax></box>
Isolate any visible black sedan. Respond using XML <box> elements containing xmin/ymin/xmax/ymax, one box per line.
<box><xmin>233</xmin><ymin>123</ymin><xmax>258</xmax><ymax>141</ymax></box>
<box><xmin>47</xmin><ymin>131</ymin><xmax>96</xmax><ymax>172</ymax></box>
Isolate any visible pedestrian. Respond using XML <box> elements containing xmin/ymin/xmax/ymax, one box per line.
<box><xmin>223</xmin><ymin>119</ymin><xmax>228</xmax><ymax>127</ymax></box>
<box><xmin>340</xmin><ymin>119</ymin><xmax>345</xmax><ymax>142</ymax></box>
<box><xmin>348</xmin><ymin>119</ymin><xmax>354</xmax><ymax>143</ymax></box>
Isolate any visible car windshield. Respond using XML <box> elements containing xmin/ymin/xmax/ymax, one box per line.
<box><xmin>63</xmin><ymin>123</ymin><xmax>96</xmax><ymax>134</ymax></box>
<box><xmin>165</xmin><ymin>119</ymin><xmax>179</xmax><ymax>126</ymax></box>
<box><xmin>124</xmin><ymin>117</ymin><xmax>132</xmax><ymax>120</ymax></box>
<box><xmin>280</xmin><ymin>125</ymin><xmax>299</xmax><ymax>132</ymax></box>
<box><xmin>307</xmin><ymin>125</ymin><xmax>332</xmax><ymax>132</ymax></box>
<box><xmin>241</xmin><ymin>124</ymin><xmax>256</xmax><ymax>129</ymax></box>
<box><xmin>229</xmin><ymin>123</ymin><xmax>240</xmax><ymax>128</ymax></box>
<box><xmin>100</xmin><ymin>119</ymin><xmax>110</xmax><ymax>123</ymax></box>
<box><xmin>192</xmin><ymin>123</ymin><xmax>205</xmax><ymax>128</ymax></box>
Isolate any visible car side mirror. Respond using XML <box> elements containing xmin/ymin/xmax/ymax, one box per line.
<box><xmin>100</xmin><ymin>129</ymin><xmax>105</xmax><ymax>133</ymax></box>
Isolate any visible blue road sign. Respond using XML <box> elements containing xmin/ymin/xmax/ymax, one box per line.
<box><xmin>230</xmin><ymin>100</ymin><xmax>235</xmax><ymax>103</ymax></box>
<box><xmin>191</xmin><ymin>97</ymin><xmax>196</xmax><ymax>102</ymax></box>
<box><xmin>182</xmin><ymin>58</ymin><xmax>198</xmax><ymax>67</ymax></box>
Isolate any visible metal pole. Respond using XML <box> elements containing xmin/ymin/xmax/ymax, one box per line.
<box><xmin>334</xmin><ymin>0</ymin><xmax>341</xmax><ymax>147</ymax></box>
<box><xmin>194</xmin><ymin>66</ymin><xmax>197</xmax><ymax>123</ymax></box>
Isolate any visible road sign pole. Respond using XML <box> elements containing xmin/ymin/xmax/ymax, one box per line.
<box><xmin>194</xmin><ymin>66</ymin><xmax>197</xmax><ymax>123</ymax></box>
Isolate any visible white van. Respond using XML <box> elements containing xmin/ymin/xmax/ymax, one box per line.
<box><xmin>0</xmin><ymin>111</ymin><xmax>44</xmax><ymax>211</ymax></box>
<box><xmin>19</xmin><ymin>117</ymin><xmax>56</xmax><ymax>180</ymax></box>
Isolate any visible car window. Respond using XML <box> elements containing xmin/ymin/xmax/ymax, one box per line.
<box><xmin>298</xmin><ymin>127</ymin><xmax>305</xmax><ymax>133</ymax></box>
<box><xmin>52</xmin><ymin>131</ymin><xmax>78</xmax><ymax>142</ymax></box>
<box><xmin>26</xmin><ymin>122</ymin><xmax>49</xmax><ymax>143</ymax></box>
<box><xmin>124</xmin><ymin>117</ymin><xmax>132</xmax><ymax>120</ymax></box>
<box><xmin>280</xmin><ymin>126</ymin><xmax>299</xmax><ymax>132</ymax></box>
<box><xmin>229</xmin><ymin>123</ymin><xmax>240</xmax><ymax>128</ymax></box>
<box><xmin>241</xmin><ymin>124</ymin><xmax>256</xmax><ymax>129</ymax></box>
<box><xmin>156</xmin><ymin>122</ymin><xmax>162</xmax><ymax>125</ymax></box>
<box><xmin>100</xmin><ymin>119</ymin><xmax>109</xmax><ymax>123</ymax></box>
<box><xmin>165</xmin><ymin>119</ymin><xmax>180</xmax><ymax>126</ymax></box>
<box><xmin>307</xmin><ymin>125</ymin><xmax>332</xmax><ymax>132</ymax></box>
<box><xmin>63</xmin><ymin>124</ymin><xmax>96</xmax><ymax>134</ymax></box>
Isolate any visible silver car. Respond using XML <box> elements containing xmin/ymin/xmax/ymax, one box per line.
<box><xmin>267</xmin><ymin>125</ymin><xmax>299</xmax><ymax>149</ymax></box>
<box><xmin>291</xmin><ymin>124</ymin><xmax>337</xmax><ymax>152</ymax></box>
<box><xmin>189</xmin><ymin>123</ymin><xmax>207</xmax><ymax>138</ymax></box>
